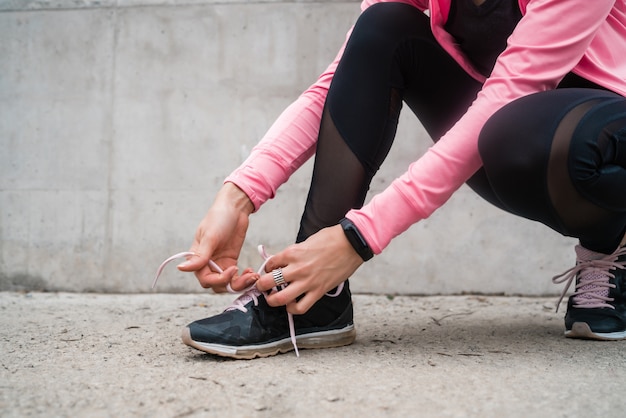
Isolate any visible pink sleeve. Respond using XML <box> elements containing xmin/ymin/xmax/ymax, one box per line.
<box><xmin>347</xmin><ymin>0</ymin><xmax>618</xmax><ymax>254</ymax></box>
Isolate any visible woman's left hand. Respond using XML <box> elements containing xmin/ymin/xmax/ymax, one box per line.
<box><xmin>255</xmin><ymin>224</ymin><xmax>364</xmax><ymax>314</ymax></box>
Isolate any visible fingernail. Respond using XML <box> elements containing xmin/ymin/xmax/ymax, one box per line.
<box><xmin>177</xmin><ymin>261</ymin><xmax>190</xmax><ymax>268</ymax></box>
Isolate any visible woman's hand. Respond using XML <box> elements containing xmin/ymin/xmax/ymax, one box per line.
<box><xmin>177</xmin><ymin>183</ymin><xmax>258</xmax><ymax>293</ymax></box>
<box><xmin>255</xmin><ymin>225</ymin><xmax>364</xmax><ymax>314</ymax></box>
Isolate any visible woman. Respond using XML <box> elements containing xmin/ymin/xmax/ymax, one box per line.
<box><xmin>169</xmin><ymin>0</ymin><xmax>626</xmax><ymax>358</ymax></box>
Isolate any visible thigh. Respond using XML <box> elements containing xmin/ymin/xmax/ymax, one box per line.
<box><xmin>478</xmin><ymin>88</ymin><xmax>626</xmax><ymax>241</ymax></box>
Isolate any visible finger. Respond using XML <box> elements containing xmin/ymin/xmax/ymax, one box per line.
<box><xmin>264</xmin><ymin>279</ymin><xmax>309</xmax><ymax>307</ymax></box>
<box><xmin>262</xmin><ymin>249</ymin><xmax>292</xmax><ymax>273</ymax></box>
<box><xmin>229</xmin><ymin>268</ymin><xmax>260</xmax><ymax>291</ymax></box>
<box><xmin>178</xmin><ymin>232</ymin><xmax>220</xmax><ymax>271</ymax></box>
<box><xmin>285</xmin><ymin>291</ymin><xmax>321</xmax><ymax>315</ymax></box>
<box><xmin>256</xmin><ymin>267</ymin><xmax>289</xmax><ymax>293</ymax></box>
<box><xmin>177</xmin><ymin>251</ymin><xmax>211</xmax><ymax>271</ymax></box>
<box><xmin>195</xmin><ymin>265</ymin><xmax>237</xmax><ymax>289</ymax></box>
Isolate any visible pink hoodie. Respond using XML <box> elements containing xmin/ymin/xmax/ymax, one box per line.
<box><xmin>225</xmin><ymin>0</ymin><xmax>626</xmax><ymax>254</ymax></box>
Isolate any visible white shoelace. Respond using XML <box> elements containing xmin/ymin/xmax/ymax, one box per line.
<box><xmin>552</xmin><ymin>246</ymin><xmax>626</xmax><ymax>312</ymax></box>
<box><xmin>152</xmin><ymin>245</ymin><xmax>344</xmax><ymax>357</ymax></box>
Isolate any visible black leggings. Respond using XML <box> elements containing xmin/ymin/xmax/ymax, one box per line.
<box><xmin>297</xmin><ymin>2</ymin><xmax>626</xmax><ymax>254</ymax></box>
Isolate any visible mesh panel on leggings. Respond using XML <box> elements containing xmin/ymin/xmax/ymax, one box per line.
<box><xmin>296</xmin><ymin>107</ymin><xmax>372</xmax><ymax>243</ymax></box>
<box><xmin>548</xmin><ymin>99</ymin><xmax>626</xmax><ymax>253</ymax></box>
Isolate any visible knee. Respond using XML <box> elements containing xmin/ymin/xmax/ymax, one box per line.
<box><xmin>349</xmin><ymin>3</ymin><xmax>428</xmax><ymax>52</ymax></box>
<box><xmin>358</xmin><ymin>2</ymin><xmax>421</xmax><ymax>24</ymax></box>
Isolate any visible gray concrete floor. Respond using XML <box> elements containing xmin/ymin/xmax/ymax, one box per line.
<box><xmin>1</xmin><ymin>291</ymin><xmax>624</xmax><ymax>417</ymax></box>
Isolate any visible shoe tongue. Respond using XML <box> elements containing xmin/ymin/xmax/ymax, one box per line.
<box><xmin>575</xmin><ymin>245</ymin><xmax>607</xmax><ymax>262</ymax></box>
<box><xmin>574</xmin><ymin>245</ymin><xmax>610</xmax><ymax>302</ymax></box>
<box><xmin>225</xmin><ymin>288</ymin><xmax>262</xmax><ymax>311</ymax></box>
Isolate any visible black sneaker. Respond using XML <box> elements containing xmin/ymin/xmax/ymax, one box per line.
<box><xmin>181</xmin><ymin>281</ymin><xmax>356</xmax><ymax>359</ymax></box>
<box><xmin>553</xmin><ymin>245</ymin><xmax>626</xmax><ymax>340</ymax></box>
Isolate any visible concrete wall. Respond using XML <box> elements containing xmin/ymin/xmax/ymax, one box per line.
<box><xmin>0</xmin><ymin>0</ymin><xmax>576</xmax><ymax>295</ymax></box>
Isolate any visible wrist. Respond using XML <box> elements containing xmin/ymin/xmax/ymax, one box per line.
<box><xmin>339</xmin><ymin>218</ymin><xmax>374</xmax><ymax>261</ymax></box>
<box><xmin>218</xmin><ymin>182</ymin><xmax>255</xmax><ymax>215</ymax></box>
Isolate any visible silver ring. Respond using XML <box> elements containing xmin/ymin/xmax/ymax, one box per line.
<box><xmin>272</xmin><ymin>268</ymin><xmax>286</xmax><ymax>287</ymax></box>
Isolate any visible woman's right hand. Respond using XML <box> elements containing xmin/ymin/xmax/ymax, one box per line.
<box><xmin>177</xmin><ymin>182</ymin><xmax>258</xmax><ymax>293</ymax></box>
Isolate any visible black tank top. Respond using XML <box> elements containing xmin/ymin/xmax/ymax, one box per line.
<box><xmin>444</xmin><ymin>0</ymin><xmax>522</xmax><ymax>76</ymax></box>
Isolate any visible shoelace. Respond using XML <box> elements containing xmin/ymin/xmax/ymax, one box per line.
<box><xmin>551</xmin><ymin>246</ymin><xmax>626</xmax><ymax>312</ymax></box>
<box><xmin>152</xmin><ymin>245</ymin><xmax>344</xmax><ymax>357</ymax></box>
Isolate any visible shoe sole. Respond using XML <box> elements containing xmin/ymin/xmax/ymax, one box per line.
<box><xmin>565</xmin><ymin>322</ymin><xmax>626</xmax><ymax>341</ymax></box>
<box><xmin>181</xmin><ymin>324</ymin><xmax>357</xmax><ymax>359</ymax></box>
